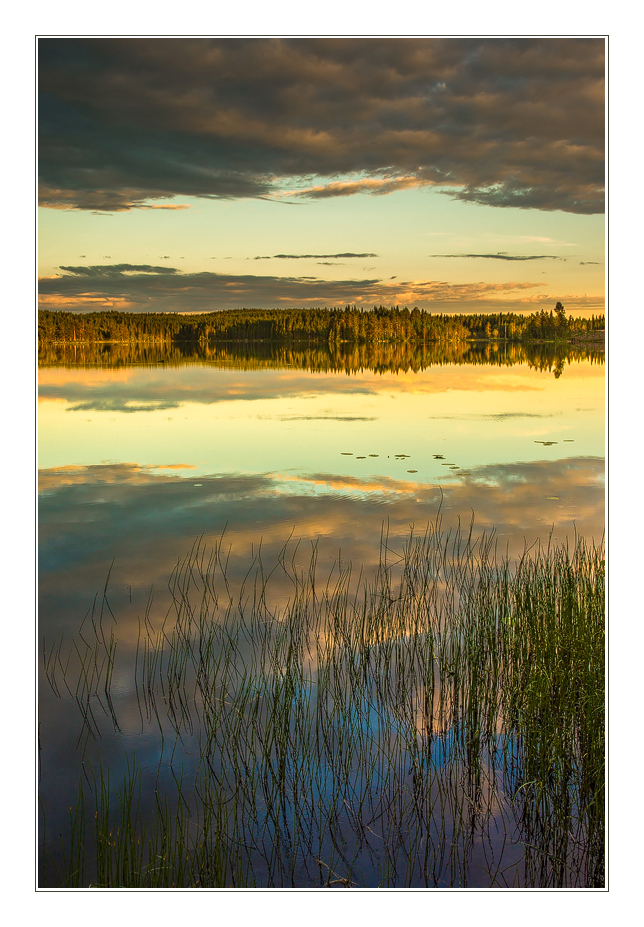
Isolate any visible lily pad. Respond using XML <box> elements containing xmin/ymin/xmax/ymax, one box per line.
<box><xmin>407</xmin><ymin>469</ymin><xmax>418</xmax><ymax>473</ymax></box>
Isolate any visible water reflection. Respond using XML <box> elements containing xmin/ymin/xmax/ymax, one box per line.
<box><xmin>38</xmin><ymin>354</ymin><xmax>603</xmax><ymax>482</ymax></box>
<box><xmin>39</xmin><ymin>337</ymin><xmax>604</xmax><ymax>376</ymax></box>
<box><xmin>39</xmin><ymin>457</ymin><xmax>603</xmax><ymax>641</ymax></box>
<box><xmin>38</xmin><ymin>343</ymin><xmax>604</xmax><ymax>673</ymax></box>
<box><xmin>38</xmin><ymin>341</ymin><xmax>604</xmax><ymax>888</ymax></box>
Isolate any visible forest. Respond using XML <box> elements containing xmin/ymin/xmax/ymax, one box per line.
<box><xmin>38</xmin><ymin>303</ymin><xmax>605</xmax><ymax>347</ymax></box>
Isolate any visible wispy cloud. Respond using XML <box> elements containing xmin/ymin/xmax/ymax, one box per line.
<box><xmin>150</xmin><ymin>463</ymin><xmax>196</xmax><ymax>469</ymax></box>
<box><xmin>289</xmin><ymin>176</ymin><xmax>430</xmax><ymax>199</ymax></box>
<box><xmin>254</xmin><ymin>253</ymin><xmax>378</xmax><ymax>260</ymax></box>
<box><xmin>59</xmin><ymin>263</ymin><xmax>180</xmax><ymax>276</ymax></box>
<box><xmin>426</xmin><ymin>412</ymin><xmax>556</xmax><ymax>420</ymax></box>
<box><xmin>138</xmin><ymin>203</ymin><xmax>190</xmax><ymax>210</ymax></box>
<box><xmin>430</xmin><ymin>253</ymin><xmax>565</xmax><ymax>261</ymax></box>
<box><xmin>67</xmin><ymin>399</ymin><xmax>180</xmax><ymax>413</ymax></box>
<box><xmin>513</xmin><ymin>236</ymin><xmax>576</xmax><ymax>245</ymax></box>
<box><xmin>268</xmin><ymin>415</ymin><xmax>378</xmax><ymax>422</ymax></box>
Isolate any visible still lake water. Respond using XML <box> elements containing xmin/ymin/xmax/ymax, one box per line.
<box><xmin>38</xmin><ymin>344</ymin><xmax>604</xmax><ymax>887</ymax></box>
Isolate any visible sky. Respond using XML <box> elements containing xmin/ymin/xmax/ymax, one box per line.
<box><xmin>38</xmin><ymin>37</ymin><xmax>605</xmax><ymax>314</ymax></box>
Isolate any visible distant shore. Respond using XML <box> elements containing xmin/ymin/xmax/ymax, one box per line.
<box><xmin>38</xmin><ymin>306</ymin><xmax>606</xmax><ymax>351</ymax></box>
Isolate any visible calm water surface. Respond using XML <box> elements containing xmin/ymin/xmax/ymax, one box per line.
<box><xmin>38</xmin><ymin>345</ymin><xmax>604</xmax><ymax>887</ymax></box>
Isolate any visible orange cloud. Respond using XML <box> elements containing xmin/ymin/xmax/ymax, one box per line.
<box><xmin>273</xmin><ymin>472</ymin><xmax>423</xmax><ymax>496</ymax></box>
<box><xmin>285</xmin><ymin>175</ymin><xmax>435</xmax><ymax>199</ymax></box>
<box><xmin>149</xmin><ymin>463</ymin><xmax>196</xmax><ymax>470</ymax></box>
<box><xmin>137</xmin><ymin>203</ymin><xmax>191</xmax><ymax>210</ymax></box>
<box><xmin>38</xmin><ymin>293</ymin><xmax>138</xmax><ymax>311</ymax></box>
<box><xmin>38</xmin><ymin>462</ymin><xmax>196</xmax><ymax>493</ymax></box>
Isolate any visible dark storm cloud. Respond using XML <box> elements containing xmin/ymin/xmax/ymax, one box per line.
<box><xmin>38</xmin><ymin>264</ymin><xmax>549</xmax><ymax>313</ymax></box>
<box><xmin>254</xmin><ymin>253</ymin><xmax>378</xmax><ymax>260</ymax></box>
<box><xmin>38</xmin><ymin>37</ymin><xmax>604</xmax><ymax>214</ymax></box>
<box><xmin>430</xmin><ymin>253</ymin><xmax>565</xmax><ymax>261</ymax></box>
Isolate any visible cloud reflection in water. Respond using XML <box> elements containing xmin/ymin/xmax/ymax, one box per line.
<box><xmin>39</xmin><ymin>456</ymin><xmax>604</xmax><ymax>641</ymax></box>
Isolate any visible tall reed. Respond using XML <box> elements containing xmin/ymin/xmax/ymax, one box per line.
<box><xmin>40</xmin><ymin>521</ymin><xmax>604</xmax><ymax>888</ymax></box>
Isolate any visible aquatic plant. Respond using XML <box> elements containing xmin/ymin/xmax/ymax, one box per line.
<box><xmin>40</xmin><ymin>521</ymin><xmax>604</xmax><ymax>888</ymax></box>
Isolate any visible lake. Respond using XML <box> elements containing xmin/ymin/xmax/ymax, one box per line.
<box><xmin>38</xmin><ymin>342</ymin><xmax>605</xmax><ymax>887</ymax></box>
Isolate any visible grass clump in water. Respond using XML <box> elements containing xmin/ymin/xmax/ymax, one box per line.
<box><xmin>40</xmin><ymin>521</ymin><xmax>604</xmax><ymax>888</ymax></box>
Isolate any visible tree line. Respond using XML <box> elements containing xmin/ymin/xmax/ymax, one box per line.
<box><xmin>38</xmin><ymin>303</ymin><xmax>605</xmax><ymax>347</ymax></box>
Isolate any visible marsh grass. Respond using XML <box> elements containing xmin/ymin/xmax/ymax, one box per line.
<box><xmin>40</xmin><ymin>520</ymin><xmax>604</xmax><ymax>888</ymax></box>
